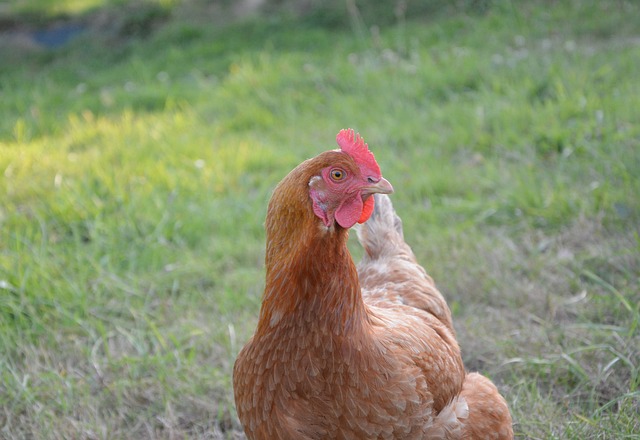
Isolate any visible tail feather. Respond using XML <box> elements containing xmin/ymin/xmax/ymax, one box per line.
<box><xmin>368</xmin><ymin>192</ymin><xmax>404</xmax><ymax>238</ymax></box>
<box><xmin>357</xmin><ymin>198</ymin><xmax>515</xmax><ymax>440</ymax></box>
<box><xmin>356</xmin><ymin>193</ymin><xmax>456</xmax><ymax>334</ymax></box>
<box><xmin>356</xmin><ymin>194</ymin><xmax>406</xmax><ymax>261</ymax></box>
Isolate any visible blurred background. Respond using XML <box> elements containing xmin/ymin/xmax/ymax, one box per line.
<box><xmin>1</xmin><ymin>0</ymin><xmax>639</xmax><ymax>438</ymax></box>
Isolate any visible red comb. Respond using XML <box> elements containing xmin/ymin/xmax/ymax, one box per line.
<box><xmin>336</xmin><ymin>128</ymin><xmax>381</xmax><ymax>176</ymax></box>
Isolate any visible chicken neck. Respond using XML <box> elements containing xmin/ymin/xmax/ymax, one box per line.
<box><xmin>257</xmin><ymin>218</ymin><xmax>369</xmax><ymax>339</ymax></box>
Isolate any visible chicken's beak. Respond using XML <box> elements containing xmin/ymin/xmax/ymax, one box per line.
<box><xmin>362</xmin><ymin>177</ymin><xmax>394</xmax><ymax>196</ymax></box>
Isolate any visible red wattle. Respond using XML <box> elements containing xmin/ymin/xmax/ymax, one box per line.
<box><xmin>358</xmin><ymin>196</ymin><xmax>375</xmax><ymax>224</ymax></box>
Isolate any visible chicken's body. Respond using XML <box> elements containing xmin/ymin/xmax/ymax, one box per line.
<box><xmin>233</xmin><ymin>130</ymin><xmax>513</xmax><ymax>439</ymax></box>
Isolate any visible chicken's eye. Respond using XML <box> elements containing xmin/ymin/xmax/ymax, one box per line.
<box><xmin>330</xmin><ymin>168</ymin><xmax>346</xmax><ymax>181</ymax></box>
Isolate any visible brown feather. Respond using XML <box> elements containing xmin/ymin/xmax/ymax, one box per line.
<box><xmin>233</xmin><ymin>148</ymin><xmax>513</xmax><ymax>439</ymax></box>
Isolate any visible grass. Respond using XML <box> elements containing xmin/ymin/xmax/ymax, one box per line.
<box><xmin>1</xmin><ymin>0</ymin><xmax>639</xmax><ymax>438</ymax></box>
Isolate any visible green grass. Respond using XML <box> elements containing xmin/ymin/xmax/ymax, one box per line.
<box><xmin>1</xmin><ymin>0</ymin><xmax>639</xmax><ymax>438</ymax></box>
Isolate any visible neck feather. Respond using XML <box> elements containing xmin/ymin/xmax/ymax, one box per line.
<box><xmin>257</xmin><ymin>168</ymin><xmax>368</xmax><ymax>336</ymax></box>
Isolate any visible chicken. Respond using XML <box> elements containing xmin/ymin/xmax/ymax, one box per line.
<box><xmin>233</xmin><ymin>129</ymin><xmax>513</xmax><ymax>439</ymax></box>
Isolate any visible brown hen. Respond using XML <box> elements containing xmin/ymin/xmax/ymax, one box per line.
<box><xmin>233</xmin><ymin>129</ymin><xmax>513</xmax><ymax>439</ymax></box>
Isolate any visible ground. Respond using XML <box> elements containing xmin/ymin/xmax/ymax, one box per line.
<box><xmin>0</xmin><ymin>0</ymin><xmax>638</xmax><ymax>438</ymax></box>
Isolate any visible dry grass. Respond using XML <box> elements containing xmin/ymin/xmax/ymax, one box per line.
<box><xmin>444</xmin><ymin>216</ymin><xmax>639</xmax><ymax>437</ymax></box>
